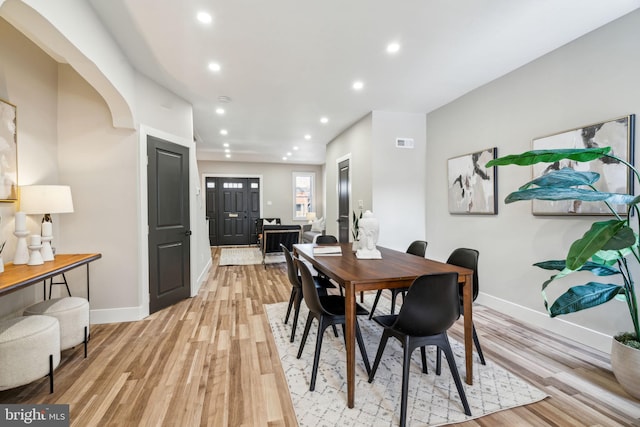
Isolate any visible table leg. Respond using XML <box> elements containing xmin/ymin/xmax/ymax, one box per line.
<box><xmin>463</xmin><ymin>274</ymin><xmax>473</xmax><ymax>385</ymax></box>
<box><xmin>345</xmin><ymin>281</ymin><xmax>356</xmax><ymax>408</ymax></box>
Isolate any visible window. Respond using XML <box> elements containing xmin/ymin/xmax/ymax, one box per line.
<box><xmin>293</xmin><ymin>172</ymin><xmax>315</xmax><ymax>220</ymax></box>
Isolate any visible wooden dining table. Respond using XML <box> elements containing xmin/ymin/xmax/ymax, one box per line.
<box><xmin>294</xmin><ymin>242</ymin><xmax>474</xmax><ymax>408</ymax></box>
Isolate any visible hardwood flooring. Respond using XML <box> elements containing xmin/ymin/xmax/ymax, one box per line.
<box><xmin>1</xmin><ymin>247</ymin><xmax>639</xmax><ymax>426</ymax></box>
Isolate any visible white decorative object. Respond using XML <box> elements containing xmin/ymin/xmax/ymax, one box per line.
<box><xmin>42</xmin><ymin>221</ymin><xmax>52</xmax><ymax>237</ymax></box>
<box><xmin>0</xmin><ymin>257</ymin><xmax>4</xmax><ymax>273</ymax></box>
<box><xmin>41</xmin><ymin>235</ymin><xmax>54</xmax><ymax>262</ymax></box>
<box><xmin>14</xmin><ymin>211</ymin><xmax>26</xmax><ymax>232</ymax></box>
<box><xmin>28</xmin><ymin>237</ymin><xmax>44</xmax><ymax>266</ymax></box>
<box><xmin>356</xmin><ymin>210</ymin><xmax>382</xmax><ymax>259</ymax></box>
<box><xmin>13</xmin><ymin>230</ymin><xmax>29</xmax><ymax>265</ymax></box>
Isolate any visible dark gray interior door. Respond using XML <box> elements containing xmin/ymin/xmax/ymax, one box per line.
<box><xmin>338</xmin><ymin>159</ymin><xmax>350</xmax><ymax>243</ymax></box>
<box><xmin>147</xmin><ymin>136</ymin><xmax>191</xmax><ymax>314</ymax></box>
<box><xmin>206</xmin><ymin>177</ymin><xmax>217</xmax><ymax>246</ymax></box>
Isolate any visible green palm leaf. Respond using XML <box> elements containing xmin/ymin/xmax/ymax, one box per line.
<box><xmin>519</xmin><ymin>168</ymin><xmax>600</xmax><ymax>190</ymax></box>
<box><xmin>486</xmin><ymin>147</ymin><xmax>611</xmax><ymax>167</ymax></box>
<box><xmin>534</xmin><ymin>260</ymin><xmax>620</xmax><ymax>276</ymax></box>
<box><xmin>549</xmin><ymin>282</ymin><xmax>622</xmax><ymax>317</ymax></box>
<box><xmin>505</xmin><ymin>188</ymin><xmax>635</xmax><ymax>204</ymax></box>
<box><xmin>566</xmin><ymin>221</ymin><xmax>632</xmax><ymax>270</ymax></box>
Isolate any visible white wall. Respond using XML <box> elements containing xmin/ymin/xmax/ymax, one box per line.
<box><xmin>0</xmin><ymin>2</ymin><xmax>212</xmax><ymax>323</ymax></box>
<box><xmin>426</xmin><ymin>9</ymin><xmax>640</xmax><ymax>352</ymax></box>
<box><xmin>325</xmin><ymin>114</ymin><xmax>373</xmax><ymax>238</ymax></box>
<box><xmin>372</xmin><ymin>111</ymin><xmax>427</xmax><ymax>251</ymax></box>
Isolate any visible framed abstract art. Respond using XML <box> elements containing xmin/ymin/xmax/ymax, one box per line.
<box><xmin>0</xmin><ymin>98</ymin><xmax>17</xmax><ymax>201</ymax></box>
<box><xmin>448</xmin><ymin>147</ymin><xmax>498</xmax><ymax>214</ymax></box>
<box><xmin>531</xmin><ymin>115</ymin><xmax>635</xmax><ymax>215</ymax></box>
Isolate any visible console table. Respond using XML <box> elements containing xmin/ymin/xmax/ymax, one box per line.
<box><xmin>0</xmin><ymin>253</ymin><xmax>102</xmax><ymax>301</ymax></box>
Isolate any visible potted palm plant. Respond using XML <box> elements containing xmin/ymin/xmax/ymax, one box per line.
<box><xmin>486</xmin><ymin>146</ymin><xmax>640</xmax><ymax>399</ymax></box>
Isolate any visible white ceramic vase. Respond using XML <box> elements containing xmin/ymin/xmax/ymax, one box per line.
<box><xmin>611</xmin><ymin>336</ymin><xmax>640</xmax><ymax>399</ymax></box>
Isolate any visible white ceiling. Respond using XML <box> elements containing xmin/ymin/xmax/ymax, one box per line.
<box><xmin>87</xmin><ymin>0</ymin><xmax>640</xmax><ymax>165</ymax></box>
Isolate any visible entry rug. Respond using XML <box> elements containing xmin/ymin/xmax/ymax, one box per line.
<box><xmin>218</xmin><ymin>247</ymin><xmax>285</xmax><ymax>266</ymax></box>
<box><xmin>265</xmin><ymin>301</ymin><xmax>548</xmax><ymax>426</ymax></box>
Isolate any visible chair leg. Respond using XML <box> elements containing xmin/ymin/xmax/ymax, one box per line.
<box><xmin>420</xmin><ymin>346</ymin><xmax>428</xmax><ymax>374</ymax></box>
<box><xmin>368</xmin><ymin>331</ymin><xmax>390</xmax><ymax>383</ymax></box>
<box><xmin>399</xmin><ymin>339</ymin><xmax>412</xmax><ymax>427</ymax></box>
<box><xmin>84</xmin><ymin>326</ymin><xmax>88</xmax><ymax>358</ymax></box>
<box><xmin>284</xmin><ymin>288</ymin><xmax>296</xmax><ymax>324</ymax></box>
<box><xmin>390</xmin><ymin>290</ymin><xmax>400</xmax><ymax>315</ymax></box>
<box><xmin>297</xmin><ymin>316</ymin><xmax>314</xmax><ymax>359</ymax></box>
<box><xmin>439</xmin><ymin>336</ymin><xmax>471</xmax><ymax>416</ymax></box>
<box><xmin>309</xmin><ymin>318</ymin><xmax>328</xmax><ymax>391</ymax></box>
<box><xmin>436</xmin><ymin>347</ymin><xmax>442</xmax><ymax>375</ymax></box>
<box><xmin>355</xmin><ymin>321</ymin><xmax>371</xmax><ymax>375</ymax></box>
<box><xmin>473</xmin><ymin>323</ymin><xmax>486</xmax><ymax>365</ymax></box>
<box><xmin>290</xmin><ymin>303</ymin><xmax>302</xmax><ymax>343</ymax></box>
<box><xmin>331</xmin><ymin>324</ymin><xmax>339</xmax><ymax>338</ymax></box>
<box><xmin>369</xmin><ymin>290</ymin><xmax>383</xmax><ymax>320</ymax></box>
<box><xmin>49</xmin><ymin>354</ymin><xmax>54</xmax><ymax>393</ymax></box>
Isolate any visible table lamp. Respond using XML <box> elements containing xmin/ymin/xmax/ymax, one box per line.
<box><xmin>306</xmin><ymin>212</ymin><xmax>316</xmax><ymax>223</ymax></box>
<box><xmin>19</xmin><ymin>185</ymin><xmax>74</xmax><ymax>261</ymax></box>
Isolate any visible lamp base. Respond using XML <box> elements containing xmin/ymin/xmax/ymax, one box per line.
<box><xmin>41</xmin><ymin>236</ymin><xmax>54</xmax><ymax>261</ymax></box>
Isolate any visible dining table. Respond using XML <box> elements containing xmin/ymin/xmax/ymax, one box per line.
<box><xmin>293</xmin><ymin>242</ymin><xmax>474</xmax><ymax>409</ymax></box>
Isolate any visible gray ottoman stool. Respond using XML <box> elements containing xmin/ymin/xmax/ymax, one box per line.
<box><xmin>0</xmin><ymin>315</ymin><xmax>60</xmax><ymax>393</ymax></box>
<box><xmin>24</xmin><ymin>297</ymin><xmax>90</xmax><ymax>358</ymax></box>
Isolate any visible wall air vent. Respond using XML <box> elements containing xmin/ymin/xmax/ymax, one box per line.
<box><xmin>395</xmin><ymin>138</ymin><xmax>414</xmax><ymax>149</ymax></box>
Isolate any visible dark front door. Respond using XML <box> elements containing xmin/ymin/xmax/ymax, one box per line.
<box><xmin>338</xmin><ymin>159</ymin><xmax>350</xmax><ymax>243</ymax></box>
<box><xmin>147</xmin><ymin>136</ymin><xmax>191</xmax><ymax>314</ymax></box>
<box><xmin>219</xmin><ymin>177</ymin><xmax>250</xmax><ymax>245</ymax></box>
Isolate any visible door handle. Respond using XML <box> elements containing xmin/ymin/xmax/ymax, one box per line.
<box><xmin>185</xmin><ymin>230</ymin><xmax>192</xmax><ymax>236</ymax></box>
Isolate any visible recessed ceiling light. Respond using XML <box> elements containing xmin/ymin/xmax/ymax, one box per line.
<box><xmin>223</xmin><ymin>143</ymin><xmax>229</xmax><ymax>147</ymax></box>
<box><xmin>224</xmin><ymin>149</ymin><xmax>230</xmax><ymax>153</ymax></box>
<box><xmin>352</xmin><ymin>81</ymin><xmax>364</xmax><ymax>90</ymax></box>
<box><xmin>282</xmin><ymin>156</ymin><xmax>288</xmax><ymax>161</ymax></box>
<box><xmin>216</xmin><ymin>108</ymin><xmax>225</xmax><ymax>115</ymax></box>
<box><xmin>208</xmin><ymin>62</ymin><xmax>221</xmax><ymax>72</ymax></box>
<box><xmin>197</xmin><ymin>12</ymin><xmax>212</xmax><ymax>24</ymax></box>
<box><xmin>304</xmin><ymin>134</ymin><xmax>311</xmax><ymax>140</ymax></box>
<box><xmin>220</xmin><ymin>129</ymin><xmax>228</xmax><ymax>135</ymax></box>
<box><xmin>287</xmin><ymin>152</ymin><xmax>292</xmax><ymax>156</ymax></box>
<box><xmin>386</xmin><ymin>42</ymin><xmax>400</xmax><ymax>54</ymax></box>
<box><xmin>293</xmin><ymin>146</ymin><xmax>299</xmax><ymax>151</ymax></box>
<box><xmin>225</xmin><ymin>154</ymin><xmax>231</xmax><ymax>158</ymax></box>
<box><xmin>320</xmin><ymin>117</ymin><xmax>329</xmax><ymax>124</ymax></box>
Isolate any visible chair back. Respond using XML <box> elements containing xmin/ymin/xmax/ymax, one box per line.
<box><xmin>393</xmin><ymin>272</ymin><xmax>460</xmax><ymax>336</ymax></box>
<box><xmin>281</xmin><ymin>244</ymin><xmax>301</xmax><ymax>290</ymax></box>
<box><xmin>316</xmin><ymin>235</ymin><xmax>338</xmax><ymax>244</ymax></box>
<box><xmin>406</xmin><ymin>240</ymin><xmax>428</xmax><ymax>257</ymax></box>
<box><xmin>295</xmin><ymin>258</ymin><xmax>325</xmax><ymax>314</ymax></box>
<box><xmin>446</xmin><ymin>248</ymin><xmax>479</xmax><ymax>301</ymax></box>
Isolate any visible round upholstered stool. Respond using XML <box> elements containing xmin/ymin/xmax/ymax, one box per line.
<box><xmin>24</xmin><ymin>297</ymin><xmax>90</xmax><ymax>358</ymax></box>
<box><xmin>0</xmin><ymin>315</ymin><xmax>60</xmax><ymax>393</ymax></box>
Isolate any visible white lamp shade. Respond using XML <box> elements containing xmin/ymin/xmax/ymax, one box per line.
<box><xmin>306</xmin><ymin>212</ymin><xmax>316</xmax><ymax>221</ymax></box>
<box><xmin>20</xmin><ymin>185</ymin><xmax>74</xmax><ymax>214</ymax></box>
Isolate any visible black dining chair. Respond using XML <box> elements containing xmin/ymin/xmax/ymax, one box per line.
<box><xmin>295</xmin><ymin>258</ymin><xmax>371</xmax><ymax>391</ymax></box>
<box><xmin>281</xmin><ymin>244</ymin><xmax>337</xmax><ymax>342</ymax></box>
<box><xmin>315</xmin><ymin>234</ymin><xmax>338</xmax><ymax>244</ymax></box>
<box><xmin>436</xmin><ymin>248</ymin><xmax>486</xmax><ymax>366</ymax></box>
<box><xmin>368</xmin><ymin>272</ymin><xmax>471</xmax><ymax>426</ymax></box>
<box><xmin>369</xmin><ymin>240</ymin><xmax>428</xmax><ymax>319</ymax></box>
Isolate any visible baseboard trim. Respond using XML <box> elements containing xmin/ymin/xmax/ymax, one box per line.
<box><xmin>192</xmin><ymin>258</ymin><xmax>212</xmax><ymax>297</ymax></box>
<box><xmin>90</xmin><ymin>305</ymin><xmax>146</xmax><ymax>325</ymax></box>
<box><xmin>476</xmin><ymin>293</ymin><xmax>613</xmax><ymax>354</ymax></box>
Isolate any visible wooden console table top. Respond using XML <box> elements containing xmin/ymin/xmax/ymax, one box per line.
<box><xmin>0</xmin><ymin>253</ymin><xmax>102</xmax><ymax>297</ymax></box>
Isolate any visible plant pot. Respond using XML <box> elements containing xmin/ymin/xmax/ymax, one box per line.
<box><xmin>352</xmin><ymin>240</ymin><xmax>360</xmax><ymax>251</ymax></box>
<box><xmin>611</xmin><ymin>336</ymin><xmax>640</xmax><ymax>399</ymax></box>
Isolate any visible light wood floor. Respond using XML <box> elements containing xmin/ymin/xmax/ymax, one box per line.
<box><xmin>1</xmin><ymin>247</ymin><xmax>639</xmax><ymax>426</ymax></box>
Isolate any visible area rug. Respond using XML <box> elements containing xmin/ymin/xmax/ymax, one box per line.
<box><xmin>218</xmin><ymin>247</ymin><xmax>285</xmax><ymax>266</ymax></box>
<box><xmin>265</xmin><ymin>299</ymin><xmax>548</xmax><ymax>426</ymax></box>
